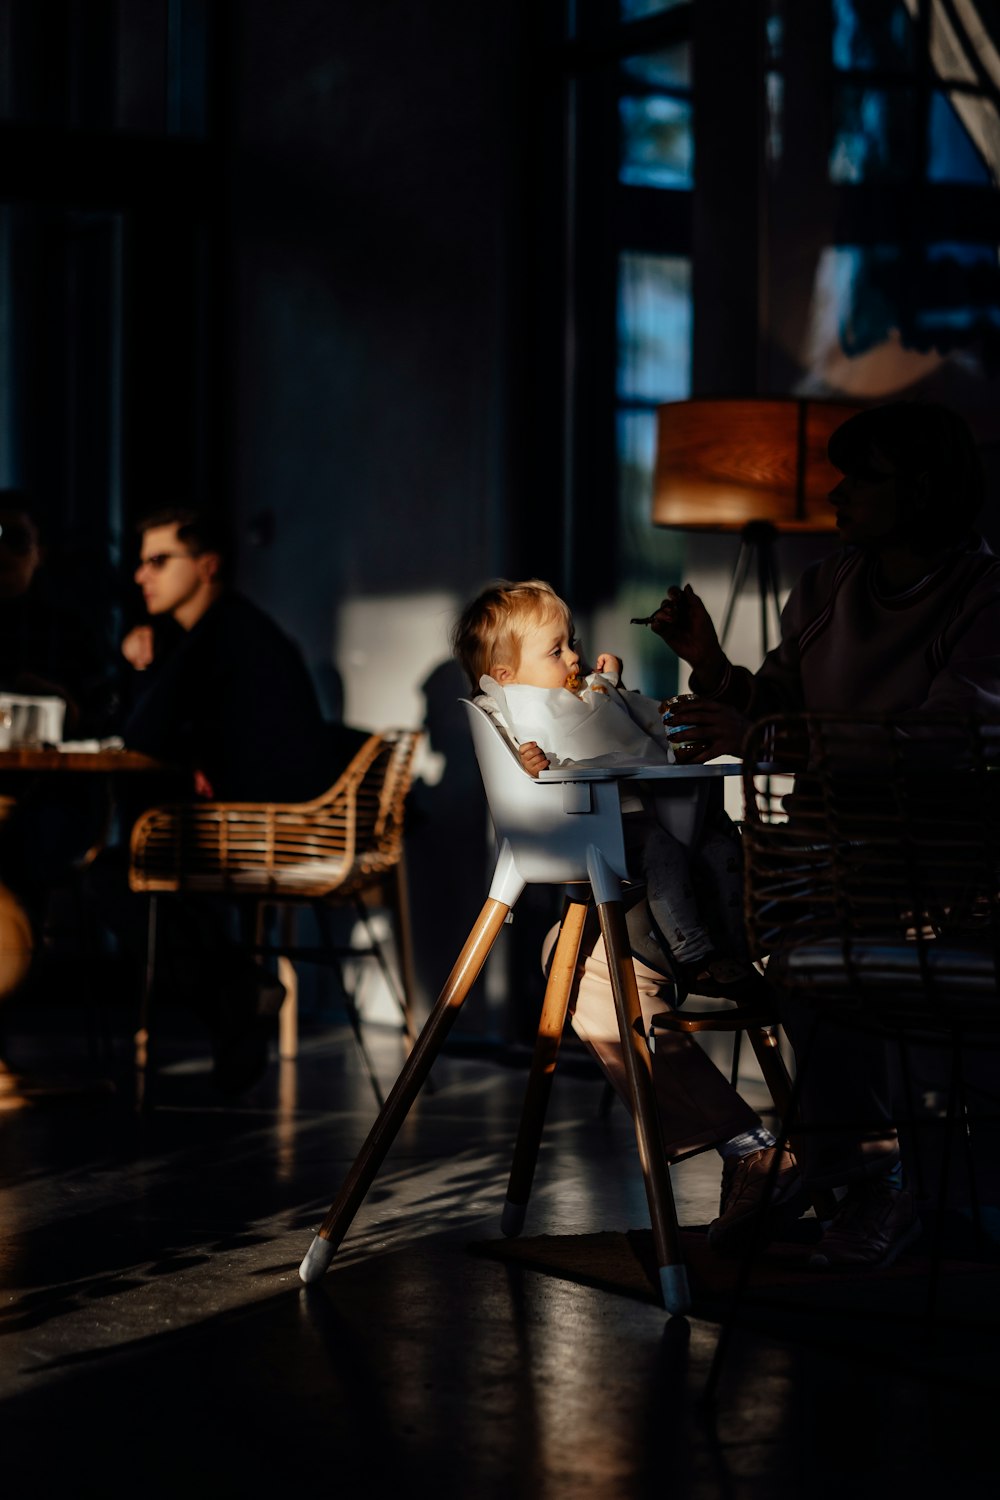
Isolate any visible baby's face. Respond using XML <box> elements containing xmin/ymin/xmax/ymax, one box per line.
<box><xmin>504</xmin><ymin>613</ymin><xmax>581</xmax><ymax>690</ymax></box>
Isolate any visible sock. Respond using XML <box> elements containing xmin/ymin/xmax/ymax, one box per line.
<box><xmin>718</xmin><ymin>1126</ymin><xmax>777</xmax><ymax>1159</ymax></box>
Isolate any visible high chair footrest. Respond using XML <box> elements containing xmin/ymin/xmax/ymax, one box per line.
<box><xmin>651</xmin><ymin>1009</ymin><xmax>778</xmax><ymax>1034</ymax></box>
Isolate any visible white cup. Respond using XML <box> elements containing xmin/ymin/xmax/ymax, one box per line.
<box><xmin>0</xmin><ymin>694</ymin><xmax>66</xmax><ymax>748</ymax></box>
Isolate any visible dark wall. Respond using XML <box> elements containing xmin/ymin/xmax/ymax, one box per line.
<box><xmin>223</xmin><ymin>3</ymin><xmax>543</xmax><ymax>1032</ymax></box>
<box><xmin>228</xmin><ymin>2</ymin><xmax>526</xmax><ymax>665</ymax></box>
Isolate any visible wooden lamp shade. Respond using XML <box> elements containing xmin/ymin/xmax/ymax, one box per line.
<box><xmin>652</xmin><ymin>398</ymin><xmax>866</xmax><ymax>534</ymax></box>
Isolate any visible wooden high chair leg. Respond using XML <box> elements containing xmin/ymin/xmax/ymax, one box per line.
<box><xmin>502</xmin><ymin>898</ymin><xmax>588</xmax><ymax>1236</ymax></box>
<box><xmin>596</xmin><ymin>895</ymin><xmax>690</xmax><ymax>1316</ymax></box>
<box><xmin>299</xmin><ymin>896</ymin><xmax>510</xmax><ymax>1284</ymax></box>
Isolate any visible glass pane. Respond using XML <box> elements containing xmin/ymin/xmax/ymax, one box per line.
<box><xmin>816</xmin><ymin>242</ymin><xmax>1000</xmax><ymax>366</ymax></box>
<box><xmin>766</xmin><ymin>70</ymin><xmax>784</xmax><ymax>170</ymax></box>
<box><xmin>619</xmin><ymin>94</ymin><xmax>694</xmax><ymax>188</ymax></box>
<box><xmin>832</xmin><ymin>0</ymin><xmax>915</xmax><ymax>72</ymax></box>
<box><xmin>0</xmin><ymin>2</ymin><xmax>11</xmax><ymax>122</ymax></box>
<box><xmin>918</xmin><ymin>243</ymin><xmax>1000</xmax><ymax>338</ymax></box>
<box><xmin>0</xmin><ymin>206</ymin><xmax>14</xmax><ymax>485</ymax></box>
<box><xmin>820</xmin><ymin>245</ymin><xmax>900</xmax><ymax>356</ymax></box>
<box><xmin>617</xmin><ymin>253</ymin><xmax>692</xmax><ymax>402</ymax></box>
<box><xmin>167</xmin><ymin>0</ymin><xmax>208</xmax><ymax>137</ymax></box>
<box><xmin>621</xmin><ymin>42</ymin><xmax>691</xmax><ymax>91</ymax></box>
<box><xmin>619</xmin><ymin>0</ymin><xmax>690</xmax><ymax>21</ymax></box>
<box><xmin>830</xmin><ymin>84</ymin><xmax>916</xmax><ymax>181</ymax></box>
<box><xmin>611</xmin><ymin>411</ymin><xmax>685</xmax><ymax>697</ymax></box>
<box><xmin>765</xmin><ymin>1</ymin><xmax>783</xmax><ymax>66</ymax></box>
<box><xmin>117</xmin><ymin>0</ymin><xmax>168</xmax><ymax>132</ymax></box>
<box><xmin>928</xmin><ymin>90</ymin><xmax>993</xmax><ymax>185</ymax></box>
<box><xmin>0</xmin><ymin>0</ymin><xmax>206</xmax><ymax>136</ymax></box>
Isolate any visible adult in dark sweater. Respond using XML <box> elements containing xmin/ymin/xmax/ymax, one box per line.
<box><xmin>114</xmin><ymin>507</ymin><xmax>331</xmax><ymax>1092</ymax></box>
<box><xmin>123</xmin><ymin>512</ymin><xmax>329</xmax><ymax>802</ymax></box>
<box><xmin>650</xmin><ymin>399</ymin><xmax>999</xmax><ymax>1270</ymax></box>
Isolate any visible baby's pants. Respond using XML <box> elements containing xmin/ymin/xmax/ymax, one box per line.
<box><xmin>624</xmin><ymin>811</ymin><xmax>747</xmax><ymax>968</ymax></box>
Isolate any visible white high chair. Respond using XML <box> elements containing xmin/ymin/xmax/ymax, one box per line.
<box><xmin>299</xmin><ymin>698</ymin><xmax>741</xmax><ymax>1313</ymax></box>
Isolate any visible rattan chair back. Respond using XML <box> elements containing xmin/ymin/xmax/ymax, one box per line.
<box><xmin>129</xmin><ymin>729</ymin><xmax>422</xmax><ymax>900</ymax></box>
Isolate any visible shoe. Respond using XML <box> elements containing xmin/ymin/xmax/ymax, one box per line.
<box><xmin>809</xmin><ymin>1180</ymin><xmax>921</xmax><ymax>1270</ymax></box>
<box><xmin>707</xmin><ymin>1146</ymin><xmax>806</xmax><ymax>1258</ymax></box>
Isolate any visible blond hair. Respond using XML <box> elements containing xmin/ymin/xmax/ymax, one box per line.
<box><xmin>452</xmin><ymin>579</ymin><xmax>572</xmax><ymax>691</ymax></box>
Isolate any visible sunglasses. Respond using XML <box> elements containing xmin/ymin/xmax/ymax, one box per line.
<box><xmin>137</xmin><ymin>551</ymin><xmax>194</xmax><ymax>571</ymax></box>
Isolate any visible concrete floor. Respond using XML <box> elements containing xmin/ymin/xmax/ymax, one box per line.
<box><xmin>1</xmin><ymin>1000</ymin><xmax>999</xmax><ymax>1500</ymax></box>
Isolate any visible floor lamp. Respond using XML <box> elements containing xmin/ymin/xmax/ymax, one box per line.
<box><xmin>651</xmin><ymin>397</ymin><xmax>864</xmax><ymax>656</ymax></box>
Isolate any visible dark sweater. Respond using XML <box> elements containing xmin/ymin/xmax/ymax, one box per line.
<box><xmin>124</xmin><ymin>592</ymin><xmax>331</xmax><ymax>803</ymax></box>
<box><xmin>695</xmin><ymin>535</ymin><xmax>1000</xmax><ymax>721</ymax></box>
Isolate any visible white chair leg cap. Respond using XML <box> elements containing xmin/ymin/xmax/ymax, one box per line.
<box><xmin>299</xmin><ymin>1235</ymin><xmax>335</xmax><ymax>1284</ymax></box>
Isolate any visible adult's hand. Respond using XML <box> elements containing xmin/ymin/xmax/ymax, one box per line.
<box><xmin>650</xmin><ymin>584</ymin><xmax>728</xmax><ymax>687</ymax></box>
<box><xmin>665</xmin><ymin>695</ymin><xmax>750</xmax><ymax>763</ymax></box>
<box><xmin>121</xmin><ymin>625</ymin><xmax>155</xmax><ymax>672</ymax></box>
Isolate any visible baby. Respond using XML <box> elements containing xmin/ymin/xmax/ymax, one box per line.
<box><xmin>452</xmin><ymin>578</ymin><xmax>763</xmax><ymax>1001</ymax></box>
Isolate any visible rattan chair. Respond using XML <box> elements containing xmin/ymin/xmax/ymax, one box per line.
<box><xmin>298</xmin><ymin>699</ymin><xmax>805</xmax><ymax>1314</ymax></box>
<box><xmin>128</xmin><ymin>728</ymin><xmax>422</xmax><ymax>1100</ymax></box>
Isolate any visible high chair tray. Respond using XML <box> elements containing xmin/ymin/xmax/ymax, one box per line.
<box><xmin>536</xmin><ymin>762</ymin><xmax>742</xmax><ymax>782</ymax></box>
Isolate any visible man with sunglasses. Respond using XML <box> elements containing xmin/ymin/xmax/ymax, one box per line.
<box><xmin>113</xmin><ymin>506</ymin><xmax>333</xmax><ymax>1092</ymax></box>
<box><xmin>122</xmin><ymin>509</ymin><xmax>330</xmax><ymax>803</ymax></box>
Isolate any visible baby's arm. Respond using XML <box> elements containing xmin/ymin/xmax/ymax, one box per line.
<box><xmin>518</xmin><ymin>741</ymin><xmax>550</xmax><ymax>778</ymax></box>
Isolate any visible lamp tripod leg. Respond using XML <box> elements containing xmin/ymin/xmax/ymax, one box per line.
<box><xmin>756</xmin><ymin>539</ymin><xmax>783</xmax><ymax>657</ymax></box>
<box><xmin>719</xmin><ymin>540</ymin><xmax>754</xmax><ymax>650</ymax></box>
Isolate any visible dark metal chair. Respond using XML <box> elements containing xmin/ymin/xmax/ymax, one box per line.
<box><xmin>705</xmin><ymin>710</ymin><xmax>1000</xmax><ymax>1394</ymax></box>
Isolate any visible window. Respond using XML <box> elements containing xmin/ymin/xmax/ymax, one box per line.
<box><xmin>766</xmin><ymin>0</ymin><xmax>1000</xmax><ymax>389</ymax></box>
<box><xmin>561</xmin><ymin>3</ymin><xmax>695</xmax><ymax>693</ymax></box>
<box><xmin>0</xmin><ymin>0</ymin><xmax>208</xmax><ymax>136</ymax></box>
<box><xmin>619</xmin><ymin>45</ymin><xmax>693</xmax><ymax>190</ymax></box>
<box><xmin>614</xmin><ymin>253</ymin><xmax>690</xmax><ymax>688</ymax></box>
<box><xmin>0</xmin><ymin>0</ymin><xmax>224</xmax><ymax>656</ymax></box>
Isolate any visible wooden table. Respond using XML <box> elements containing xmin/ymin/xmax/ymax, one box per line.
<box><xmin>0</xmin><ymin>746</ymin><xmax>164</xmax><ymax>773</ymax></box>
